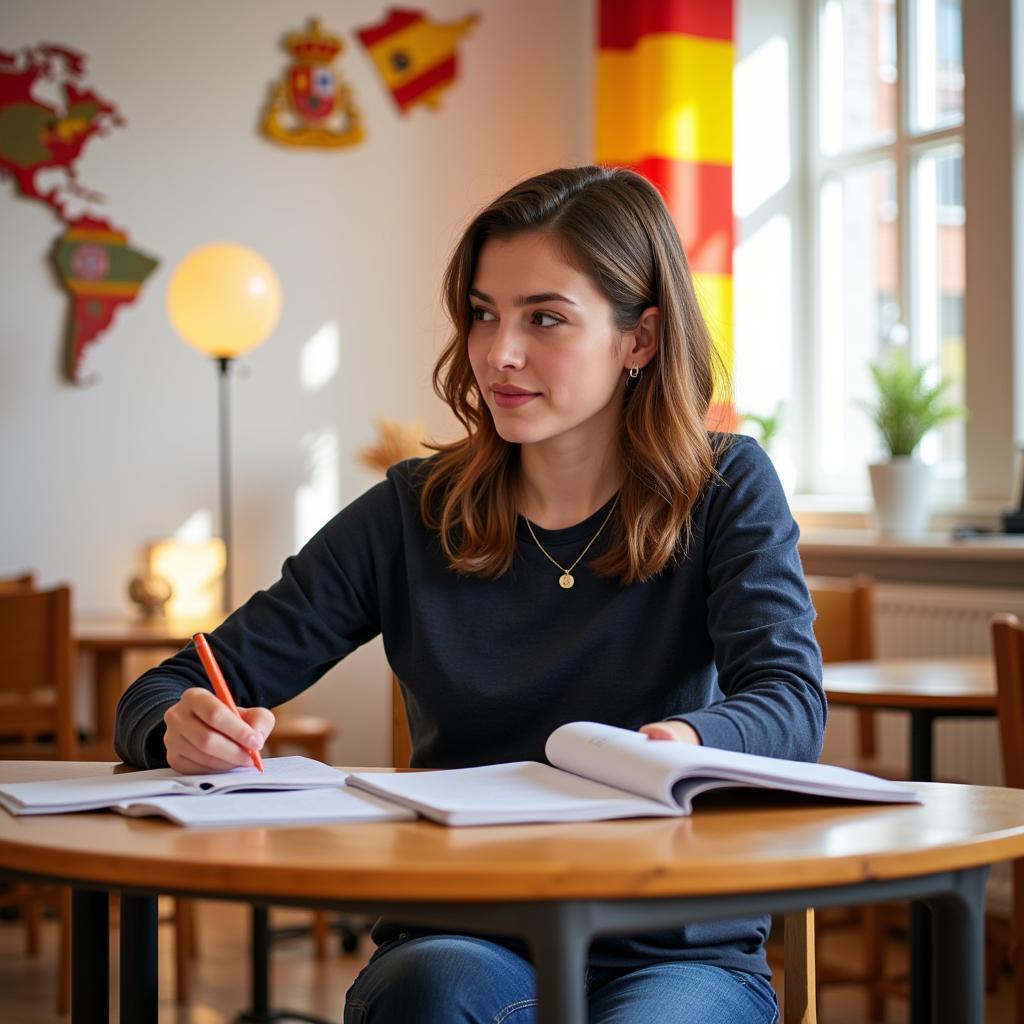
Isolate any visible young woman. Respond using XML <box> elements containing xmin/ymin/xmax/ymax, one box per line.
<box><xmin>115</xmin><ymin>165</ymin><xmax>824</xmax><ymax>1023</ymax></box>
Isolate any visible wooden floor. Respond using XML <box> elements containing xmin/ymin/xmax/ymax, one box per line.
<box><xmin>0</xmin><ymin>900</ymin><xmax>1016</xmax><ymax>1023</ymax></box>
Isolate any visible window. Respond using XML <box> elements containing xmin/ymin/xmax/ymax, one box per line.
<box><xmin>808</xmin><ymin>0</ymin><xmax>965</xmax><ymax>496</ymax></box>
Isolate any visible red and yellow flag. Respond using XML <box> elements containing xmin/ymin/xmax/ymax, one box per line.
<box><xmin>596</xmin><ymin>0</ymin><xmax>735</xmax><ymax>428</ymax></box>
<box><xmin>355</xmin><ymin>8</ymin><xmax>478</xmax><ymax>114</ymax></box>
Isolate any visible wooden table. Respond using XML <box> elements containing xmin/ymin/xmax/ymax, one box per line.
<box><xmin>823</xmin><ymin>655</ymin><xmax>998</xmax><ymax>1024</ymax></box>
<box><xmin>75</xmin><ymin>615</ymin><xmax>221</xmax><ymax>755</ymax></box>
<box><xmin>823</xmin><ymin>656</ymin><xmax>996</xmax><ymax>783</ymax></box>
<box><xmin>3</xmin><ymin>763</ymin><xmax>1024</xmax><ymax>1024</ymax></box>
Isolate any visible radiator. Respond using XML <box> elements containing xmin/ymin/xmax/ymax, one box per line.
<box><xmin>823</xmin><ymin>583</ymin><xmax>1024</xmax><ymax>914</ymax></box>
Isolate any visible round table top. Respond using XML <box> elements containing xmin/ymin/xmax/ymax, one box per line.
<box><xmin>823</xmin><ymin>656</ymin><xmax>996</xmax><ymax>711</ymax></box>
<box><xmin>3</xmin><ymin>762</ymin><xmax>1024</xmax><ymax>903</ymax></box>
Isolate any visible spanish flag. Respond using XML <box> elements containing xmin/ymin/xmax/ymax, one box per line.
<box><xmin>355</xmin><ymin>7</ymin><xmax>478</xmax><ymax>113</ymax></box>
<box><xmin>596</xmin><ymin>0</ymin><xmax>735</xmax><ymax>428</ymax></box>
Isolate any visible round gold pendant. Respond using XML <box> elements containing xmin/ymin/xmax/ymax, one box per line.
<box><xmin>559</xmin><ymin>573</ymin><xmax>575</xmax><ymax>589</ymax></box>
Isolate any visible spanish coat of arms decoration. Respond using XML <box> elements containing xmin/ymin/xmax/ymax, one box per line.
<box><xmin>262</xmin><ymin>18</ymin><xmax>364</xmax><ymax>149</ymax></box>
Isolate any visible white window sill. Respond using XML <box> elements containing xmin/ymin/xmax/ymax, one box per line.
<box><xmin>789</xmin><ymin>492</ymin><xmax>1011</xmax><ymax>533</ymax></box>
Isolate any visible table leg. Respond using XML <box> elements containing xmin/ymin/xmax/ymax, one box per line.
<box><xmin>929</xmin><ymin>867</ymin><xmax>989</xmax><ymax>1023</ymax></box>
<box><xmin>910</xmin><ymin>710</ymin><xmax>936</xmax><ymax>784</ymax></box>
<box><xmin>72</xmin><ymin>888</ymin><xmax>108</xmax><ymax>1024</ymax></box>
<box><xmin>120</xmin><ymin>892</ymin><xmax>158</xmax><ymax>1024</ymax></box>
<box><xmin>909</xmin><ymin>709</ymin><xmax>937</xmax><ymax>1024</ymax></box>
<box><xmin>523</xmin><ymin>903</ymin><xmax>589</xmax><ymax>1024</ymax></box>
<box><xmin>236</xmin><ymin>905</ymin><xmax>333</xmax><ymax>1024</ymax></box>
<box><xmin>94</xmin><ymin>649</ymin><xmax>126</xmax><ymax>757</ymax></box>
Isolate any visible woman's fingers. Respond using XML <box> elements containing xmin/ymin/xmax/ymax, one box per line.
<box><xmin>638</xmin><ymin>721</ymin><xmax>701</xmax><ymax>744</ymax></box>
<box><xmin>163</xmin><ymin>688</ymin><xmax>270</xmax><ymax>773</ymax></box>
<box><xmin>239</xmin><ymin>706</ymin><xmax>276</xmax><ymax>744</ymax></box>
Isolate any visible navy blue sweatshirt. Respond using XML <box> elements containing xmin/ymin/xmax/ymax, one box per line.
<box><xmin>115</xmin><ymin>434</ymin><xmax>825</xmax><ymax>975</ymax></box>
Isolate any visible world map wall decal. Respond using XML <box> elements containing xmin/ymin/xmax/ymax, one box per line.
<box><xmin>0</xmin><ymin>43</ymin><xmax>159</xmax><ymax>383</ymax></box>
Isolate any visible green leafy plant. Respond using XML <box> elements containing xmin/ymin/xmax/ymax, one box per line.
<box><xmin>861</xmin><ymin>350</ymin><xmax>965</xmax><ymax>458</ymax></box>
<box><xmin>742</xmin><ymin>402</ymin><xmax>784</xmax><ymax>451</ymax></box>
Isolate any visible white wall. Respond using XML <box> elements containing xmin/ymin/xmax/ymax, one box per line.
<box><xmin>0</xmin><ymin>0</ymin><xmax>594</xmax><ymax>765</ymax></box>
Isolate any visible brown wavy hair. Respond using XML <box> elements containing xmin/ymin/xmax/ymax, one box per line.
<box><xmin>419</xmin><ymin>165</ymin><xmax>731</xmax><ymax>584</ymax></box>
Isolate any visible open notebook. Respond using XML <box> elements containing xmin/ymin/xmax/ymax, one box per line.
<box><xmin>346</xmin><ymin>721</ymin><xmax>920</xmax><ymax>826</ymax></box>
<box><xmin>0</xmin><ymin>756</ymin><xmax>409</xmax><ymax>826</ymax></box>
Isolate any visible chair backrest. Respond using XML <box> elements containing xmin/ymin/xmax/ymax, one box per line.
<box><xmin>0</xmin><ymin>572</ymin><xmax>36</xmax><ymax>595</ymax></box>
<box><xmin>806</xmin><ymin>575</ymin><xmax>876</xmax><ymax>759</ymax></box>
<box><xmin>805</xmin><ymin>574</ymin><xmax>874</xmax><ymax>663</ymax></box>
<box><xmin>993</xmin><ymin>614</ymin><xmax>1024</xmax><ymax>790</ymax></box>
<box><xmin>0</xmin><ymin>585</ymin><xmax>77</xmax><ymax>759</ymax></box>
<box><xmin>392</xmin><ymin>674</ymin><xmax>413</xmax><ymax>769</ymax></box>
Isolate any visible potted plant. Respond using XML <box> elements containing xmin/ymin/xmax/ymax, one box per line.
<box><xmin>860</xmin><ymin>350</ymin><xmax>965</xmax><ymax>537</ymax></box>
<box><xmin>742</xmin><ymin>402</ymin><xmax>795</xmax><ymax>494</ymax></box>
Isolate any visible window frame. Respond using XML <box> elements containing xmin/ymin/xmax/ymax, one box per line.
<box><xmin>793</xmin><ymin>0</ymin><xmax>1018</xmax><ymax>512</ymax></box>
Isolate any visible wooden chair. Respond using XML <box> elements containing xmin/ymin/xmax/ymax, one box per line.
<box><xmin>0</xmin><ymin>583</ymin><xmax>75</xmax><ymax>1012</ymax></box>
<box><xmin>807</xmin><ymin>574</ymin><xmax>878</xmax><ymax>762</ymax></box>
<box><xmin>805</xmin><ymin>575</ymin><xmax>897</xmax><ymax>1020</ymax></box>
<box><xmin>0</xmin><ymin>585</ymin><xmax>77</xmax><ymax>759</ymax></box>
<box><xmin>388</xmin><ymin>678</ymin><xmax>817</xmax><ymax>1021</ymax></box>
<box><xmin>991</xmin><ymin>613</ymin><xmax>1024</xmax><ymax>1023</ymax></box>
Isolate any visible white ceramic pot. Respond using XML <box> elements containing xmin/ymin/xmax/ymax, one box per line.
<box><xmin>868</xmin><ymin>458</ymin><xmax>932</xmax><ymax>537</ymax></box>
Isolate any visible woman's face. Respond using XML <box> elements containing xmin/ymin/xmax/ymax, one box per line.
<box><xmin>467</xmin><ymin>231</ymin><xmax>632</xmax><ymax>450</ymax></box>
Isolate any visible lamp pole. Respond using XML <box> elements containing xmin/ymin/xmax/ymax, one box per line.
<box><xmin>216</xmin><ymin>356</ymin><xmax>234</xmax><ymax>612</ymax></box>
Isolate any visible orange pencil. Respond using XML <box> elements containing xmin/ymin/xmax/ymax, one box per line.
<box><xmin>192</xmin><ymin>632</ymin><xmax>264</xmax><ymax>772</ymax></box>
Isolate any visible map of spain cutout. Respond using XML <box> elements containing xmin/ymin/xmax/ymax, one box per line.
<box><xmin>0</xmin><ymin>43</ymin><xmax>158</xmax><ymax>383</ymax></box>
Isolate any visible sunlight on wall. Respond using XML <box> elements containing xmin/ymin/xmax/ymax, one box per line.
<box><xmin>172</xmin><ymin>509</ymin><xmax>215</xmax><ymax>542</ymax></box>
<box><xmin>734</xmin><ymin>34</ymin><xmax>791</xmax><ymax>218</ymax></box>
<box><xmin>294</xmin><ymin>430</ymin><xmax>340</xmax><ymax>550</ymax></box>
<box><xmin>300</xmin><ymin>321</ymin><xmax>341</xmax><ymax>392</ymax></box>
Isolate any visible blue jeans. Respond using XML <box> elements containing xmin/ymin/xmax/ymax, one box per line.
<box><xmin>344</xmin><ymin>934</ymin><xmax>779</xmax><ymax>1024</ymax></box>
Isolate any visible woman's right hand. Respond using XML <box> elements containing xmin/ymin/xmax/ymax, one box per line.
<box><xmin>162</xmin><ymin>687</ymin><xmax>276</xmax><ymax>774</ymax></box>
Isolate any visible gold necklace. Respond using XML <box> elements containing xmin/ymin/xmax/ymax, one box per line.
<box><xmin>522</xmin><ymin>497</ymin><xmax>619</xmax><ymax>590</ymax></box>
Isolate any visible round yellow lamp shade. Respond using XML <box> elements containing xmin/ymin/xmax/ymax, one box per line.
<box><xmin>166</xmin><ymin>242</ymin><xmax>282</xmax><ymax>358</ymax></box>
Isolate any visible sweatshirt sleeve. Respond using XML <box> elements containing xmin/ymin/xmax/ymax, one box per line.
<box><xmin>675</xmin><ymin>437</ymin><xmax>826</xmax><ymax>762</ymax></box>
<box><xmin>114</xmin><ymin>477</ymin><xmax>397</xmax><ymax>768</ymax></box>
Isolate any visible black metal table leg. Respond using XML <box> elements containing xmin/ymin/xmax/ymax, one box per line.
<box><xmin>525</xmin><ymin>903</ymin><xmax>589</xmax><ymax>1024</ymax></box>
<box><xmin>929</xmin><ymin>867</ymin><xmax>989</xmax><ymax>1023</ymax></box>
<box><xmin>235</xmin><ymin>904</ymin><xmax>333</xmax><ymax>1024</ymax></box>
<box><xmin>909</xmin><ymin>710</ymin><xmax>937</xmax><ymax>1024</ymax></box>
<box><xmin>910</xmin><ymin>710</ymin><xmax>935</xmax><ymax>784</ymax></box>
<box><xmin>72</xmin><ymin>888</ymin><xmax>108</xmax><ymax>1024</ymax></box>
<box><xmin>120</xmin><ymin>892</ymin><xmax>159</xmax><ymax>1024</ymax></box>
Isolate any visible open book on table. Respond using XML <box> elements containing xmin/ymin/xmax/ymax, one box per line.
<box><xmin>346</xmin><ymin>721</ymin><xmax>920</xmax><ymax>826</ymax></box>
<box><xmin>0</xmin><ymin>756</ymin><xmax>413</xmax><ymax>827</ymax></box>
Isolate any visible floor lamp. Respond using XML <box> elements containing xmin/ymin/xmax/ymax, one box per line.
<box><xmin>166</xmin><ymin>243</ymin><xmax>282</xmax><ymax>613</ymax></box>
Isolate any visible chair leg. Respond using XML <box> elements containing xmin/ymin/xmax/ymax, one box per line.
<box><xmin>861</xmin><ymin>904</ymin><xmax>886</xmax><ymax>1022</ymax></box>
<box><xmin>312</xmin><ymin>912</ymin><xmax>330</xmax><ymax>961</ymax></box>
<box><xmin>57</xmin><ymin>886</ymin><xmax>71</xmax><ymax>1016</ymax></box>
<box><xmin>174</xmin><ymin>899</ymin><xmax>196</xmax><ymax>1004</ymax></box>
<box><xmin>23</xmin><ymin>887</ymin><xmax>42</xmax><ymax>956</ymax></box>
